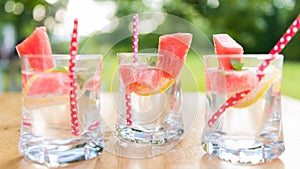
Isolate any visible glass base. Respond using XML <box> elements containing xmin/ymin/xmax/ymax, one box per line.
<box><xmin>106</xmin><ymin>126</ymin><xmax>183</xmax><ymax>158</ymax></box>
<box><xmin>201</xmin><ymin>139</ymin><xmax>285</xmax><ymax>164</ymax></box>
<box><xmin>19</xmin><ymin>137</ymin><xmax>104</xmax><ymax>168</ymax></box>
<box><xmin>115</xmin><ymin>125</ymin><xmax>184</xmax><ymax>145</ymax></box>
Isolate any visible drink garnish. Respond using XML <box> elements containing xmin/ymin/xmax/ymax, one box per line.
<box><xmin>213</xmin><ymin>34</ymin><xmax>243</xmax><ymax>70</ymax></box>
<box><xmin>16</xmin><ymin>27</ymin><xmax>54</xmax><ymax>71</ymax></box>
<box><xmin>230</xmin><ymin>59</ymin><xmax>244</xmax><ymax>70</ymax></box>
<box><xmin>126</xmin><ymin>68</ymin><xmax>175</xmax><ymax>96</ymax></box>
<box><xmin>233</xmin><ymin>66</ymin><xmax>279</xmax><ymax>108</ymax></box>
<box><xmin>208</xmin><ymin>14</ymin><xmax>300</xmax><ymax>127</ymax></box>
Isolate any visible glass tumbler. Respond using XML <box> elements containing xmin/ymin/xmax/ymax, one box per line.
<box><xmin>19</xmin><ymin>54</ymin><xmax>104</xmax><ymax>167</ymax></box>
<box><xmin>115</xmin><ymin>53</ymin><xmax>184</xmax><ymax>146</ymax></box>
<box><xmin>202</xmin><ymin>54</ymin><xmax>285</xmax><ymax>164</ymax></box>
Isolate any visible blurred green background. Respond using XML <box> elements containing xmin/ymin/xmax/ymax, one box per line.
<box><xmin>0</xmin><ymin>0</ymin><xmax>299</xmax><ymax>99</ymax></box>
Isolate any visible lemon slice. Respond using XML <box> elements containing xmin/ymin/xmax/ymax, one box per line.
<box><xmin>22</xmin><ymin>73</ymin><xmax>38</xmax><ymax>97</ymax></box>
<box><xmin>233</xmin><ymin>66</ymin><xmax>279</xmax><ymax>108</ymax></box>
<box><xmin>129</xmin><ymin>76</ymin><xmax>175</xmax><ymax>96</ymax></box>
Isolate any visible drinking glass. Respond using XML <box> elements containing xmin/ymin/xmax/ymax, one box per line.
<box><xmin>19</xmin><ymin>54</ymin><xmax>104</xmax><ymax>167</ymax></box>
<box><xmin>202</xmin><ymin>54</ymin><xmax>285</xmax><ymax>164</ymax></box>
<box><xmin>115</xmin><ymin>53</ymin><xmax>184</xmax><ymax>147</ymax></box>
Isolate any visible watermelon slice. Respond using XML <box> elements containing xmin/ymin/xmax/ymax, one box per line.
<box><xmin>119</xmin><ymin>64</ymin><xmax>136</xmax><ymax>87</ymax></box>
<box><xmin>127</xmin><ymin>68</ymin><xmax>175</xmax><ymax>96</ymax></box>
<box><xmin>158</xmin><ymin>33</ymin><xmax>192</xmax><ymax>78</ymax></box>
<box><xmin>16</xmin><ymin>26</ymin><xmax>72</xmax><ymax>97</ymax></box>
<box><xmin>213</xmin><ymin>34</ymin><xmax>243</xmax><ymax>70</ymax></box>
<box><xmin>119</xmin><ymin>33</ymin><xmax>192</xmax><ymax>95</ymax></box>
<box><xmin>206</xmin><ymin>34</ymin><xmax>259</xmax><ymax>96</ymax></box>
<box><xmin>16</xmin><ymin>26</ymin><xmax>54</xmax><ymax>71</ymax></box>
<box><xmin>119</xmin><ymin>64</ymin><xmax>174</xmax><ymax>95</ymax></box>
<box><xmin>24</xmin><ymin>72</ymin><xmax>70</xmax><ymax>97</ymax></box>
<box><xmin>207</xmin><ymin>70</ymin><xmax>258</xmax><ymax>96</ymax></box>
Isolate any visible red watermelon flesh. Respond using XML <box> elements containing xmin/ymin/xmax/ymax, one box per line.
<box><xmin>206</xmin><ymin>69</ymin><xmax>258</xmax><ymax>96</ymax></box>
<box><xmin>213</xmin><ymin>34</ymin><xmax>243</xmax><ymax>70</ymax></box>
<box><xmin>158</xmin><ymin>33</ymin><xmax>192</xmax><ymax>78</ymax></box>
<box><xmin>119</xmin><ymin>64</ymin><xmax>136</xmax><ymax>87</ymax></box>
<box><xmin>25</xmin><ymin>72</ymin><xmax>71</xmax><ymax>97</ymax></box>
<box><xmin>119</xmin><ymin>33</ymin><xmax>192</xmax><ymax>95</ymax></box>
<box><xmin>126</xmin><ymin>67</ymin><xmax>175</xmax><ymax>96</ymax></box>
<box><xmin>16</xmin><ymin>26</ymin><xmax>54</xmax><ymax>71</ymax></box>
<box><xmin>17</xmin><ymin>26</ymin><xmax>72</xmax><ymax>97</ymax></box>
<box><xmin>207</xmin><ymin>34</ymin><xmax>259</xmax><ymax>96</ymax></box>
<box><xmin>119</xmin><ymin>64</ymin><xmax>175</xmax><ymax>95</ymax></box>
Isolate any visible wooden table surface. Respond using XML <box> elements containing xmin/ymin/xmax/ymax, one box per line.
<box><xmin>0</xmin><ymin>92</ymin><xmax>300</xmax><ymax>169</ymax></box>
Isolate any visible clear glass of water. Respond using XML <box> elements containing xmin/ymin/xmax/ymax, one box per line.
<box><xmin>202</xmin><ymin>54</ymin><xmax>285</xmax><ymax>164</ymax></box>
<box><xmin>19</xmin><ymin>54</ymin><xmax>104</xmax><ymax>167</ymax></box>
<box><xmin>115</xmin><ymin>53</ymin><xmax>184</xmax><ymax>155</ymax></box>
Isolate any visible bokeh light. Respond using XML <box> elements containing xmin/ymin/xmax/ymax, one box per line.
<box><xmin>207</xmin><ymin>0</ymin><xmax>220</xmax><ymax>9</ymax></box>
<box><xmin>13</xmin><ymin>2</ymin><xmax>24</xmax><ymax>15</ymax></box>
<box><xmin>33</xmin><ymin>4</ymin><xmax>46</xmax><ymax>21</ymax></box>
<box><xmin>53</xmin><ymin>0</ymin><xmax>117</xmax><ymax>36</ymax></box>
<box><xmin>4</xmin><ymin>1</ymin><xmax>24</xmax><ymax>15</ymax></box>
<box><xmin>45</xmin><ymin>0</ymin><xmax>58</xmax><ymax>4</ymax></box>
<box><xmin>4</xmin><ymin>1</ymin><xmax>15</xmax><ymax>13</ymax></box>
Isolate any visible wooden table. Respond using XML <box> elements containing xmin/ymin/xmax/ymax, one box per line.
<box><xmin>0</xmin><ymin>92</ymin><xmax>300</xmax><ymax>169</ymax></box>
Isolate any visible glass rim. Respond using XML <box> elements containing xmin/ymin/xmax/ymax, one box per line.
<box><xmin>117</xmin><ymin>52</ymin><xmax>159</xmax><ymax>57</ymax></box>
<box><xmin>20</xmin><ymin>54</ymin><xmax>103</xmax><ymax>60</ymax></box>
<box><xmin>203</xmin><ymin>54</ymin><xmax>284</xmax><ymax>60</ymax></box>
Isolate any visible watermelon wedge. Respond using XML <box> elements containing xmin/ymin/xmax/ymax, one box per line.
<box><xmin>126</xmin><ymin>68</ymin><xmax>175</xmax><ymax>96</ymax></box>
<box><xmin>213</xmin><ymin>34</ymin><xmax>243</xmax><ymax>70</ymax></box>
<box><xmin>158</xmin><ymin>33</ymin><xmax>192</xmax><ymax>78</ymax></box>
<box><xmin>16</xmin><ymin>26</ymin><xmax>72</xmax><ymax>97</ymax></box>
<box><xmin>119</xmin><ymin>64</ymin><xmax>136</xmax><ymax>87</ymax></box>
<box><xmin>207</xmin><ymin>70</ymin><xmax>258</xmax><ymax>96</ymax></box>
<box><xmin>24</xmin><ymin>72</ymin><xmax>70</xmax><ymax>97</ymax></box>
<box><xmin>206</xmin><ymin>34</ymin><xmax>259</xmax><ymax>96</ymax></box>
<box><xmin>119</xmin><ymin>33</ymin><xmax>192</xmax><ymax>96</ymax></box>
<box><xmin>16</xmin><ymin>26</ymin><xmax>54</xmax><ymax>71</ymax></box>
<box><xmin>119</xmin><ymin>64</ymin><xmax>173</xmax><ymax>96</ymax></box>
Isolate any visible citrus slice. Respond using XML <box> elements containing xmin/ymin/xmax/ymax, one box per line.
<box><xmin>233</xmin><ymin>66</ymin><xmax>279</xmax><ymax>108</ymax></box>
<box><xmin>126</xmin><ymin>68</ymin><xmax>175</xmax><ymax>96</ymax></box>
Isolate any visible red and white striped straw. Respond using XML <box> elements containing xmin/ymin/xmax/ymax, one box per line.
<box><xmin>208</xmin><ymin>14</ymin><xmax>300</xmax><ymax>127</ymax></box>
<box><xmin>69</xmin><ymin>18</ymin><xmax>80</xmax><ymax>135</ymax></box>
<box><xmin>132</xmin><ymin>14</ymin><xmax>139</xmax><ymax>62</ymax></box>
<box><xmin>258</xmin><ymin>14</ymin><xmax>300</xmax><ymax>73</ymax></box>
<box><xmin>125</xmin><ymin>14</ymin><xmax>139</xmax><ymax>126</ymax></box>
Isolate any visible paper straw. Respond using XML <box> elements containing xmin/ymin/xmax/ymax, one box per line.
<box><xmin>258</xmin><ymin>14</ymin><xmax>300</xmax><ymax>74</ymax></box>
<box><xmin>208</xmin><ymin>14</ymin><xmax>300</xmax><ymax>127</ymax></box>
<box><xmin>125</xmin><ymin>94</ymin><xmax>133</xmax><ymax>126</ymax></box>
<box><xmin>69</xmin><ymin>18</ymin><xmax>80</xmax><ymax>135</ymax></box>
<box><xmin>125</xmin><ymin>14</ymin><xmax>139</xmax><ymax>126</ymax></box>
<box><xmin>132</xmin><ymin>14</ymin><xmax>139</xmax><ymax>62</ymax></box>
